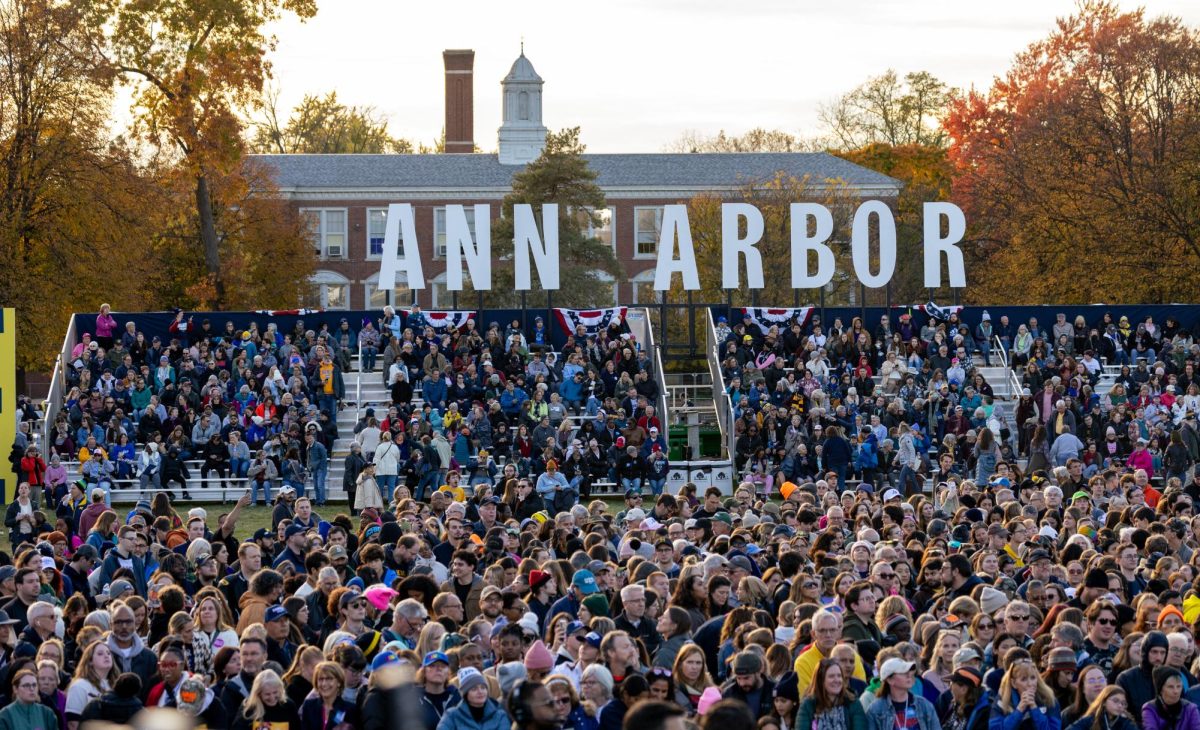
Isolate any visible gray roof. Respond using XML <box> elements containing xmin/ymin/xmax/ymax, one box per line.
<box><xmin>250</xmin><ymin>152</ymin><xmax>900</xmax><ymax>192</ymax></box>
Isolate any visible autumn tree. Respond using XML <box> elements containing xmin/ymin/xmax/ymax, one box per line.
<box><xmin>819</xmin><ymin>70</ymin><xmax>951</xmax><ymax>149</ymax></box>
<box><xmin>0</xmin><ymin>0</ymin><xmax>156</xmax><ymax>369</ymax></box>
<box><xmin>944</xmin><ymin>0</ymin><xmax>1200</xmax><ymax>303</ymax></box>
<box><xmin>86</xmin><ymin>0</ymin><xmax>318</xmax><ymax>306</ymax></box>
<box><xmin>484</xmin><ymin>127</ymin><xmax>622</xmax><ymax>308</ymax></box>
<box><xmin>664</xmin><ymin>128</ymin><xmax>809</xmax><ymax>153</ymax></box>
<box><xmin>252</xmin><ymin>89</ymin><xmax>413</xmax><ymax>154</ymax></box>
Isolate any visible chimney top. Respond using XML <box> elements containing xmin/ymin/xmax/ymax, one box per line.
<box><xmin>443</xmin><ymin>50</ymin><xmax>474</xmax><ymax>154</ymax></box>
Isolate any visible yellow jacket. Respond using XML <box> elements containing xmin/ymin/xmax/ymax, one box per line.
<box><xmin>794</xmin><ymin>643</ymin><xmax>866</xmax><ymax>696</ymax></box>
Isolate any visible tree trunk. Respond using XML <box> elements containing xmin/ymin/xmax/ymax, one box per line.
<box><xmin>195</xmin><ymin>173</ymin><xmax>223</xmax><ymax>304</ymax></box>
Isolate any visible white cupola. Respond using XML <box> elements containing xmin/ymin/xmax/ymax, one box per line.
<box><xmin>498</xmin><ymin>49</ymin><xmax>548</xmax><ymax>165</ymax></box>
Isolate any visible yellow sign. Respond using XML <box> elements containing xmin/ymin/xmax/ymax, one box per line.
<box><xmin>0</xmin><ymin>309</ymin><xmax>14</xmax><ymax>502</ymax></box>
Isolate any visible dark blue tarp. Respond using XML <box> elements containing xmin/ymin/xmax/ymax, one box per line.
<box><xmin>709</xmin><ymin>304</ymin><xmax>1200</xmax><ymax>331</ymax></box>
<box><xmin>71</xmin><ymin>309</ymin><xmax>575</xmax><ymax>349</ymax></box>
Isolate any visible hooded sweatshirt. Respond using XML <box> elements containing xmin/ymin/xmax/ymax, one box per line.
<box><xmin>1119</xmin><ymin>631</ymin><xmax>1169</xmax><ymax>725</ymax></box>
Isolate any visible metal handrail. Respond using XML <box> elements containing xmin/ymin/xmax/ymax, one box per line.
<box><xmin>42</xmin><ymin>315</ymin><xmax>79</xmax><ymax>459</ymax></box>
<box><xmin>706</xmin><ymin>310</ymin><xmax>735</xmax><ymax>460</ymax></box>
<box><xmin>640</xmin><ymin>307</ymin><xmax>670</xmax><ymax>444</ymax></box>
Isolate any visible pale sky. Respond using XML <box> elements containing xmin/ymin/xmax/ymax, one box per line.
<box><xmin>262</xmin><ymin>0</ymin><xmax>1200</xmax><ymax>153</ymax></box>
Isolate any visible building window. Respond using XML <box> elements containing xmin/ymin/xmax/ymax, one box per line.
<box><xmin>631</xmin><ymin>269</ymin><xmax>659</xmax><ymax>304</ymax></box>
<box><xmin>364</xmin><ymin>272</ymin><xmax>412</xmax><ymax>310</ymax></box>
<box><xmin>589</xmin><ymin>270</ymin><xmax>618</xmax><ymax>307</ymax></box>
<box><xmin>634</xmin><ymin>206</ymin><xmax>663</xmax><ymax>259</ymax></box>
<box><xmin>431</xmin><ymin>271</ymin><xmax>474</xmax><ymax>309</ymax></box>
<box><xmin>299</xmin><ymin>208</ymin><xmax>347</xmax><ymax>259</ymax></box>
<box><xmin>366</xmin><ymin>208</ymin><xmax>397</xmax><ymax>259</ymax></box>
<box><xmin>434</xmin><ymin>206</ymin><xmax>476</xmax><ymax>258</ymax></box>
<box><xmin>518</xmin><ymin>91</ymin><xmax>529</xmax><ymax>120</ymax></box>
<box><xmin>575</xmin><ymin>207</ymin><xmax>614</xmax><ymax>250</ymax></box>
<box><xmin>308</xmin><ymin>270</ymin><xmax>351</xmax><ymax>310</ymax></box>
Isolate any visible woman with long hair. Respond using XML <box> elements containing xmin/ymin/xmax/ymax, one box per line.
<box><xmin>797</xmin><ymin>658</ymin><xmax>866</xmax><ymax>730</ymax></box>
<box><xmin>671</xmin><ymin>568</ymin><xmax>708</xmax><ymax>631</ymax></box>
<box><xmin>1065</xmin><ymin>686</ymin><xmax>1134</xmax><ymax>730</ymax></box>
<box><xmin>671</xmin><ymin>643</ymin><xmax>715</xmax><ymax>714</ymax></box>
<box><xmin>940</xmin><ymin>667</ymin><xmax>988</xmax><ymax>730</ymax></box>
<box><xmin>233</xmin><ymin>669</ymin><xmax>299</xmax><ymax>730</ymax></box>
<box><xmin>282</xmin><ymin>645</ymin><xmax>324</xmax><ymax>709</ymax></box>
<box><xmin>1063</xmin><ymin>665</ymin><xmax>1111</xmax><ymax>728</ymax></box>
<box><xmin>193</xmin><ymin>593</ymin><xmax>239</xmax><ymax>656</ymax></box>
<box><xmin>922</xmin><ymin>630</ymin><xmax>960</xmax><ymax>698</ymax></box>
<box><xmin>653</xmin><ymin>606</ymin><xmax>693</xmax><ymax>669</ymax></box>
<box><xmin>64</xmin><ymin>641</ymin><xmax>119</xmax><ymax>730</ymax></box>
<box><xmin>989</xmin><ymin>660</ymin><xmax>1061</xmax><ymax>730</ymax></box>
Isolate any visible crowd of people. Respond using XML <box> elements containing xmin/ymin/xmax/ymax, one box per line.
<box><xmin>719</xmin><ymin>309</ymin><xmax>1200</xmax><ymax>496</ymax></box>
<box><xmin>0</xmin><ymin>305</ymin><xmax>1198</xmax><ymax>730</ymax></box>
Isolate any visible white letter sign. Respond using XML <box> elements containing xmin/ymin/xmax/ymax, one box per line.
<box><xmin>923</xmin><ymin>202</ymin><xmax>967</xmax><ymax>288</ymax></box>
<box><xmin>721</xmin><ymin>203</ymin><xmax>765</xmax><ymax>290</ymax></box>
<box><xmin>851</xmin><ymin>200</ymin><xmax>897</xmax><ymax>289</ymax></box>
<box><xmin>789</xmin><ymin>203</ymin><xmax>835</xmax><ymax>288</ymax></box>
<box><xmin>445</xmin><ymin>204</ymin><xmax>491</xmax><ymax>291</ymax></box>
<box><xmin>378</xmin><ymin>204</ymin><xmax>425</xmax><ymax>290</ymax></box>
<box><xmin>653</xmin><ymin>205</ymin><xmax>700</xmax><ymax>291</ymax></box>
<box><xmin>513</xmin><ymin>204</ymin><xmax>559</xmax><ymax>290</ymax></box>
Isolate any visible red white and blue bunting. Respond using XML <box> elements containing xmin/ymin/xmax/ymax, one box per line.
<box><xmin>252</xmin><ymin>308</ymin><xmax>322</xmax><ymax>316</ymax></box>
<box><xmin>553</xmin><ymin>307</ymin><xmax>628</xmax><ymax>335</ymax></box>
<box><xmin>740</xmin><ymin>307</ymin><xmax>814</xmax><ymax>333</ymax></box>
<box><xmin>421</xmin><ymin>310</ymin><xmax>476</xmax><ymax>334</ymax></box>
<box><xmin>917</xmin><ymin>302</ymin><xmax>964</xmax><ymax>321</ymax></box>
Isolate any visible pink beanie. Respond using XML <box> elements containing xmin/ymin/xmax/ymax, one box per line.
<box><xmin>697</xmin><ymin>686</ymin><xmax>723</xmax><ymax>715</ymax></box>
<box><xmin>363</xmin><ymin>585</ymin><xmax>398</xmax><ymax>612</ymax></box>
<box><xmin>524</xmin><ymin>640</ymin><xmax>554</xmax><ymax>671</ymax></box>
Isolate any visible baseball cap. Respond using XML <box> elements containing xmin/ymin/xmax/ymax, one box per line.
<box><xmin>572</xmin><ymin>569</ymin><xmax>599</xmax><ymax>595</ymax></box>
<box><xmin>584</xmin><ymin>632</ymin><xmax>602</xmax><ymax>648</ymax></box>
<box><xmin>882</xmin><ymin>489</ymin><xmax>901</xmax><ymax>502</ymax></box>
<box><xmin>284</xmin><ymin>524</ymin><xmax>306</xmax><ymax>539</ymax></box>
<box><xmin>328</xmin><ymin>545</ymin><xmax>349</xmax><ymax>561</ymax></box>
<box><xmin>422</xmin><ymin>651</ymin><xmax>450</xmax><ymax>667</ymax></box>
<box><xmin>879</xmin><ymin>658</ymin><xmax>916</xmax><ymax>681</ymax></box>
<box><xmin>265</xmin><ymin>605</ymin><xmax>289</xmax><ymax>622</ymax></box>
<box><xmin>566</xmin><ymin>620</ymin><xmax>586</xmax><ymax>636</ymax></box>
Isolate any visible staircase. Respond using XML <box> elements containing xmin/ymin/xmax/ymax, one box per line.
<box><xmin>326</xmin><ymin>361</ymin><xmax>393</xmax><ymax>503</ymax></box>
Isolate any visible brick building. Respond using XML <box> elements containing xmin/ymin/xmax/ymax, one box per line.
<box><xmin>252</xmin><ymin>51</ymin><xmax>899</xmax><ymax>310</ymax></box>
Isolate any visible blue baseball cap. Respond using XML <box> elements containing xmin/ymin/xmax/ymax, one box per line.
<box><xmin>371</xmin><ymin>650</ymin><xmax>402</xmax><ymax>672</ymax></box>
<box><xmin>566</xmin><ymin>620</ymin><xmax>586</xmax><ymax>636</ymax></box>
<box><xmin>584</xmin><ymin>632</ymin><xmax>602</xmax><ymax>648</ymax></box>
<box><xmin>423</xmin><ymin>651</ymin><xmax>450</xmax><ymax>667</ymax></box>
<box><xmin>264</xmin><ymin>605</ymin><xmax>289</xmax><ymax>623</ymax></box>
<box><xmin>571</xmin><ymin>569</ymin><xmax>599</xmax><ymax>595</ymax></box>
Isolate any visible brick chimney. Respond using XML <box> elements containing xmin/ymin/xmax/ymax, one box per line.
<box><xmin>443</xmin><ymin>50</ymin><xmax>474</xmax><ymax>153</ymax></box>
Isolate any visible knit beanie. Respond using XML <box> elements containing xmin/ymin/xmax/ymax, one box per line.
<box><xmin>458</xmin><ymin>667</ymin><xmax>487</xmax><ymax>696</ymax></box>
<box><xmin>524</xmin><ymin>640</ymin><xmax>554</xmax><ymax>671</ymax></box>
<box><xmin>697</xmin><ymin>686</ymin><xmax>723</xmax><ymax>715</ymax></box>
<box><xmin>497</xmin><ymin>661</ymin><xmax>527</xmax><ymax>696</ymax></box>
<box><xmin>1154</xmin><ymin>665</ymin><xmax>1184</xmax><ymax>696</ymax></box>
<box><xmin>582</xmin><ymin>593</ymin><xmax>610</xmax><ymax>618</ymax></box>
<box><xmin>979</xmin><ymin>586</ymin><xmax>1008</xmax><ymax>616</ymax></box>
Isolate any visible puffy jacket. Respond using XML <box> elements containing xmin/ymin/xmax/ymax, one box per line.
<box><xmin>1143</xmin><ymin>702</ymin><xmax>1200</xmax><ymax>730</ymax></box>
<box><xmin>436</xmin><ymin>698</ymin><xmax>510</xmax><ymax>730</ymax></box>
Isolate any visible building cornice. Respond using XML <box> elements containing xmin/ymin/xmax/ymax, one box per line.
<box><xmin>274</xmin><ymin>183</ymin><xmax>901</xmax><ymax>201</ymax></box>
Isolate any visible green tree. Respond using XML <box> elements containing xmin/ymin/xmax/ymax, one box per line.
<box><xmin>664</xmin><ymin>127</ymin><xmax>808</xmax><ymax>153</ymax></box>
<box><xmin>819</xmin><ymin>70</ymin><xmax>951</xmax><ymax>149</ymax></box>
<box><xmin>87</xmin><ymin>0</ymin><xmax>318</xmax><ymax>306</ymax></box>
<box><xmin>483</xmin><ymin>127</ymin><xmax>622</xmax><ymax>308</ymax></box>
<box><xmin>252</xmin><ymin>89</ymin><xmax>413</xmax><ymax>153</ymax></box>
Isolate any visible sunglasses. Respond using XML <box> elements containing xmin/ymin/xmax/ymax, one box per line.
<box><xmin>648</xmin><ymin>668</ymin><xmax>672</xmax><ymax>677</ymax></box>
<box><xmin>1095</xmin><ymin>618</ymin><xmax>1117</xmax><ymax>626</ymax></box>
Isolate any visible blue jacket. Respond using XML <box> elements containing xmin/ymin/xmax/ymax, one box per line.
<box><xmin>307</xmin><ymin>441</ymin><xmax>329</xmax><ymax>471</ymax></box>
<box><xmin>989</xmin><ymin>692</ymin><xmax>1061</xmax><ymax>730</ymax></box>
<box><xmin>560</xmin><ymin>378</ymin><xmax>584</xmax><ymax>404</ymax></box>
<box><xmin>436</xmin><ymin>698</ymin><xmax>509</xmax><ymax>730</ymax></box>
<box><xmin>866</xmin><ymin>692</ymin><xmax>941</xmax><ymax>730</ymax></box>
<box><xmin>424</xmin><ymin>378</ymin><xmax>448</xmax><ymax>409</ymax></box>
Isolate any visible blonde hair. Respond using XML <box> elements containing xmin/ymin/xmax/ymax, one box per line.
<box><xmin>242</xmin><ymin>669</ymin><xmax>285</xmax><ymax>722</ymax></box>
<box><xmin>998</xmin><ymin>661</ymin><xmax>1056</xmax><ymax>713</ymax></box>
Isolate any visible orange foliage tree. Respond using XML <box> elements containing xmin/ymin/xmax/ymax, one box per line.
<box><xmin>943</xmin><ymin>0</ymin><xmax>1200</xmax><ymax>304</ymax></box>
